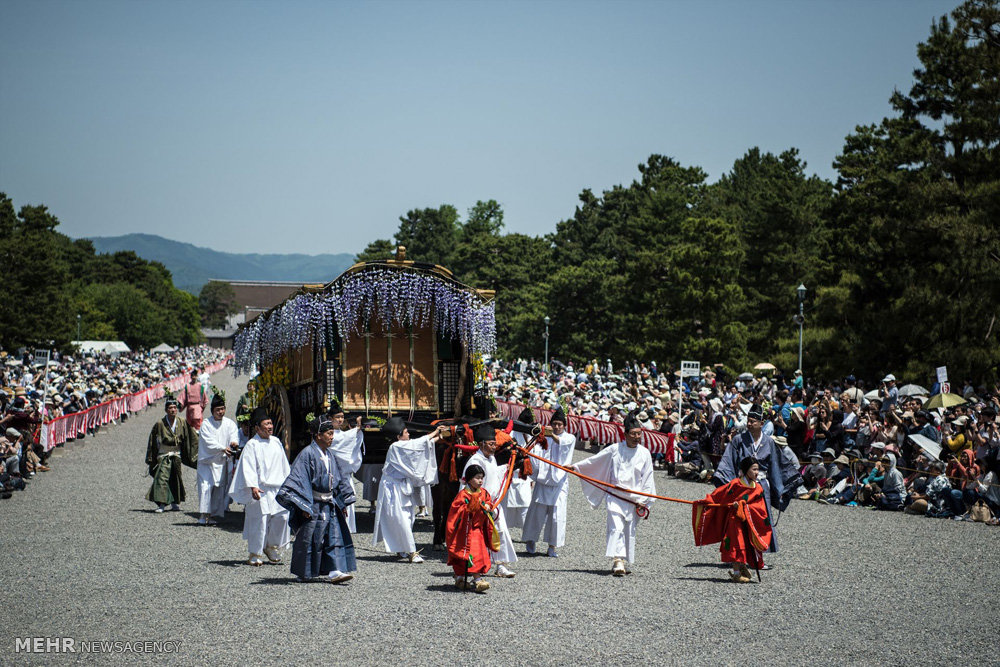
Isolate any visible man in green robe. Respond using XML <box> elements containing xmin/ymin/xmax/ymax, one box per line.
<box><xmin>146</xmin><ymin>395</ymin><xmax>198</xmax><ymax>512</ymax></box>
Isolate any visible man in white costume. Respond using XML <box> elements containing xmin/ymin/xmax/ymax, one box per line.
<box><xmin>229</xmin><ymin>407</ymin><xmax>291</xmax><ymax>566</ymax></box>
<box><xmin>572</xmin><ymin>411</ymin><xmax>655</xmax><ymax>576</ymax></box>
<box><xmin>372</xmin><ymin>418</ymin><xmax>446</xmax><ymax>563</ymax></box>
<box><xmin>522</xmin><ymin>407</ymin><xmax>576</xmax><ymax>557</ymax></box>
<box><xmin>327</xmin><ymin>399</ymin><xmax>364</xmax><ymax>533</ymax></box>
<box><xmin>462</xmin><ymin>423</ymin><xmax>518</xmax><ymax>578</ymax></box>
<box><xmin>196</xmin><ymin>388</ymin><xmax>239</xmax><ymax>525</ymax></box>
<box><xmin>503</xmin><ymin>407</ymin><xmax>536</xmax><ymax>530</ymax></box>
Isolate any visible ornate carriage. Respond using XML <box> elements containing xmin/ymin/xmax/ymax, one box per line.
<box><xmin>232</xmin><ymin>251</ymin><xmax>496</xmax><ymax>462</ymax></box>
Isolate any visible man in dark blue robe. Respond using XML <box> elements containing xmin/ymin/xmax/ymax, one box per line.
<box><xmin>712</xmin><ymin>406</ymin><xmax>788</xmax><ymax>556</ymax></box>
<box><xmin>277</xmin><ymin>414</ymin><xmax>357</xmax><ymax>583</ymax></box>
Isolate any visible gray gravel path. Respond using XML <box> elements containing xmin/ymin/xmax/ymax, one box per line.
<box><xmin>1</xmin><ymin>368</ymin><xmax>998</xmax><ymax>666</ymax></box>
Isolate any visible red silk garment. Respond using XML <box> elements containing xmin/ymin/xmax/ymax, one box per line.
<box><xmin>692</xmin><ymin>478</ymin><xmax>772</xmax><ymax>565</ymax></box>
<box><xmin>446</xmin><ymin>488</ymin><xmax>494</xmax><ymax>575</ymax></box>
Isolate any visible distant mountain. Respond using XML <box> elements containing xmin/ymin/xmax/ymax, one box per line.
<box><xmin>87</xmin><ymin>233</ymin><xmax>357</xmax><ymax>294</ymax></box>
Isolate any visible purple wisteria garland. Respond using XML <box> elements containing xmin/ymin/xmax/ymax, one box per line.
<box><xmin>233</xmin><ymin>268</ymin><xmax>496</xmax><ymax>375</ymax></box>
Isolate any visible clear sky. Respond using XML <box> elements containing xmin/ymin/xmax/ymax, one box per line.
<box><xmin>0</xmin><ymin>0</ymin><xmax>956</xmax><ymax>254</ymax></box>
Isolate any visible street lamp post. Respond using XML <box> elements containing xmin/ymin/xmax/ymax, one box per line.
<box><xmin>76</xmin><ymin>313</ymin><xmax>81</xmax><ymax>342</ymax></box>
<box><xmin>543</xmin><ymin>316</ymin><xmax>550</xmax><ymax>373</ymax></box>
<box><xmin>796</xmin><ymin>283</ymin><xmax>807</xmax><ymax>376</ymax></box>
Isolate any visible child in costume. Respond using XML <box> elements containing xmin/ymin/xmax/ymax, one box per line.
<box><xmin>446</xmin><ymin>464</ymin><xmax>496</xmax><ymax>593</ymax></box>
<box><xmin>692</xmin><ymin>456</ymin><xmax>772</xmax><ymax>583</ymax></box>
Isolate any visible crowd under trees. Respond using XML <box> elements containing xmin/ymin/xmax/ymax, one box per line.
<box><xmin>1</xmin><ymin>2</ymin><xmax>995</xmax><ymax>382</ymax></box>
<box><xmin>358</xmin><ymin>1</ymin><xmax>1000</xmax><ymax>385</ymax></box>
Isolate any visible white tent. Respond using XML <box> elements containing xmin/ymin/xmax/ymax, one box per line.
<box><xmin>150</xmin><ymin>343</ymin><xmax>175</xmax><ymax>353</ymax></box>
<box><xmin>72</xmin><ymin>340</ymin><xmax>132</xmax><ymax>356</ymax></box>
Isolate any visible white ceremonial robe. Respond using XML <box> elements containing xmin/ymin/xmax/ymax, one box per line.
<box><xmin>522</xmin><ymin>431</ymin><xmax>576</xmax><ymax>547</ymax></box>
<box><xmin>503</xmin><ymin>432</ymin><xmax>534</xmax><ymax>528</ymax></box>
<box><xmin>371</xmin><ymin>435</ymin><xmax>438</xmax><ymax>554</ymax></box>
<box><xmin>230</xmin><ymin>434</ymin><xmax>291</xmax><ymax>554</ymax></box>
<box><xmin>463</xmin><ymin>451</ymin><xmax>518</xmax><ymax>564</ymax></box>
<box><xmin>196</xmin><ymin>416</ymin><xmax>239</xmax><ymax>517</ymax></box>
<box><xmin>574</xmin><ymin>442</ymin><xmax>655</xmax><ymax>564</ymax></box>
<box><xmin>330</xmin><ymin>426</ymin><xmax>364</xmax><ymax>532</ymax></box>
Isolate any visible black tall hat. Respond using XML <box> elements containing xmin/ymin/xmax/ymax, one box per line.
<box><xmin>327</xmin><ymin>396</ymin><xmax>345</xmax><ymax>417</ymax></box>
<box><xmin>381</xmin><ymin>417</ymin><xmax>406</xmax><ymax>440</ymax></box>
<box><xmin>623</xmin><ymin>410</ymin><xmax>642</xmax><ymax>432</ymax></box>
<box><xmin>473</xmin><ymin>422</ymin><xmax>497</xmax><ymax>443</ymax></box>
<box><xmin>550</xmin><ymin>406</ymin><xmax>567</xmax><ymax>425</ymax></box>
<box><xmin>250</xmin><ymin>406</ymin><xmax>270</xmax><ymax>428</ymax></box>
<box><xmin>517</xmin><ymin>407</ymin><xmax>535</xmax><ymax>424</ymax></box>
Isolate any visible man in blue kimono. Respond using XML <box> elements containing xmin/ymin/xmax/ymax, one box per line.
<box><xmin>712</xmin><ymin>405</ymin><xmax>791</xmax><ymax>563</ymax></box>
<box><xmin>276</xmin><ymin>413</ymin><xmax>357</xmax><ymax>583</ymax></box>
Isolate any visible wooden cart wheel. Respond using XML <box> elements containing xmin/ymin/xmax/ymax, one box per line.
<box><xmin>264</xmin><ymin>385</ymin><xmax>292</xmax><ymax>457</ymax></box>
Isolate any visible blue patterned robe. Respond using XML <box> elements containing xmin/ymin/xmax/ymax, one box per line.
<box><xmin>277</xmin><ymin>442</ymin><xmax>357</xmax><ymax>578</ymax></box>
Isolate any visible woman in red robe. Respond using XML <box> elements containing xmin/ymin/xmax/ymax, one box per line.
<box><xmin>446</xmin><ymin>464</ymin><xmax>495</xmax><ymax>593</ymax></box>
<box><xmin>692</xmin><ymin>456</ymin><xmax>772</xmax><ymax>583</ymax></box>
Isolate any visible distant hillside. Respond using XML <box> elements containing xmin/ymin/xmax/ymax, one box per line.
<box><xmin>87</xmin><ymin>233</ymin><xmax>357</xmax><ymax>294</ymax></box>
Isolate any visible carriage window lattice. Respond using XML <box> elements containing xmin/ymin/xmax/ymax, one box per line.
<box><xmin>439</xmin><ymin>362</ymin><xmax>460</xmax><ymax>411</ymax></box>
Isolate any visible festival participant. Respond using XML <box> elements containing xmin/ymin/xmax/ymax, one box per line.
<box><xmin>145</xmin><ymin>393</ymin><xmax>198</xmax><ymax>513</ymax></box>
<box><xmin>196</xmin><ymin>387</ymin><xmax>239</xmax><ymax>525</ymax></box>
<box><xmin>522</xmin><ymin>407</ymin><xmax>576</xmax><ymax>557</ymax></box>
<box><xmin>372</xmin><ymin>418</ymin><xmax>447</xmax><ymax>563</ymax></box>
<box><xmin>462</xmin><ymin>423</ymin><xmax>517</xmax><ymax>578</ymax></box>
<box><xmin>693</xmin><ymin>456</ymin><xmax>772</xmax><ymax>583</ymax></box>
<box><xmin>572</xmin><ymin>411</ymin><xmax>655</xmax><ymax>576</ymax></box>
<box><xmin>326</xmin><ymin>398</ymin><xmax>364</xmax><ymax>533</ymax></box>
<box><xmin>276</xmin><ymin>413</ymin><xmax>356</xmax><ymax>583</ymax></box>
<box><xmin>503</xmin><ymin>407</ymin><xmax>536</xmax><ymax>529</ymax></box>
<box><xmin>180</xmin><ymin>370</ymin><xmax>208</xmax><ymax>429</ymax></box>
<box><xmin>712</xmin><ymin>405</ymin><xmax>786</xmax><ymax>566</ymax></box>
<box><xmin>446</xmin><ymin>464</ymin><xmax>494</xmax><ymax>593</ymax></box>
<box><xmin>235</xmin><ymin>379</ymin><xmax>256</xmax><ymax>422</ymax></box>
<box><xmin>229</xmin><ymin>407</ymin><xmax>291</xmax><ymax>566</ymax></box>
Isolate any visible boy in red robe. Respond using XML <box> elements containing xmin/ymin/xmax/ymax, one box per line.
<box><xmin>446</xmin><ymin>464</ymin><xmax>495</xmax><ymax>593</ymax></box>
<box><xmin>692</xmin><ymin>456</ymin><xmax>772</xmax><ymax>583</ymax></box>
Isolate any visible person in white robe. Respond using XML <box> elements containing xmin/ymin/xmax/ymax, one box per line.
<box><xmin>196</xmin><ymin>390</ymin><xmax>240</xmax><ymax>525</ymax></box>
<box><xmin>522</xmin><ymin>407</ymin><xmax>576</xmax><ymax>557</ymax></box>
<box><xmin>371</xmin><ymin>418</ymin><xmax>446</xmax><ymax>563</ymax></box>
<box><xmin>462</xmin><ymin>423</ymin><xmax>518</xmax><ymax>578</ymax></box>
<box><xmin>327</xmin><ymin>401</ymin><xmax>365</xmax><ymax>533</ymax></box>
<box><xmin>504</xmin><ymin>408</ymin><xmax>537</xmax><ymax>529</ymax></box>
<box><xmin>229</xmin><ymin>407</ymin><xmax>291</xmax><ymax>566</ymax></box>
<box><xmin>572</xmin><ymin>412</ymin><xmax>655</xmax><ymax>576</ymax></box>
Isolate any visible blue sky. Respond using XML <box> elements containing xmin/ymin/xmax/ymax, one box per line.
<box><xmin>0</xmin><ymin>0</ymin><xmax>956</xmax><ymax>254</ymax></box>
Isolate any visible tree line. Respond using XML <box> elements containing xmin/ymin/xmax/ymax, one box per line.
<box><xmin>0</xmin><ymin>195</ymin><xmax>202</xmax><ymax>351</ymax></box>
<box><xmin>358</xmin><ymin>0</ymin><xmax>999</xmax><ymax>385</ymax></box>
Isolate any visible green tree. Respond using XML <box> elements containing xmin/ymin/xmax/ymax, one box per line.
<box><xmin>821</xmin><ymin>0</ymin><xmax>1000</xmax><ymax>381</ymax></box>
<box><xmin>198</xmin><ymin>281</ymin><xmax>238</xmax><ymax>328</ymax></box>
<box><xmin>704</xmin><ymin>148</ymin><xmax>834</xmax><ymax>360</ymax></box>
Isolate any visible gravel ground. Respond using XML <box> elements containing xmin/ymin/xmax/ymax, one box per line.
<box><xmin>1</xmin><ymin>368</ymin><xmax>998</xmax><ymax>666</ymax></box>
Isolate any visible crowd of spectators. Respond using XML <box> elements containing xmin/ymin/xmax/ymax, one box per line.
<box><xmin>486</xmin><ymin>357</ymin><xmax>1000</xmax><ymax>526</ymax></box>
<box><xmin>0</xmin><ymin>345</ymin><xmax>231</xmax><ymax>499</ymax></box>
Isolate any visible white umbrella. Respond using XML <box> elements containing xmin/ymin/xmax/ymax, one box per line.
<box><xmin>898</xmin><ymin>384</ymin><xmax>930</xmax><ymax>397</ymax></box>
<box><xmin>864</xmin><ymin>389</ymin><xmax>880</xmax><ymax>400</ymax></box>
<box><xmin>753</xmin><ymin>362</ymin><xmax>776</xmax><ymax>371</ymax></box>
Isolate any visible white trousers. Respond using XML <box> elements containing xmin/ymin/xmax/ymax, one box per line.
<box><xmin>196</xmin><ymin>476</ymin><xmax>229</xmax><ymax>517</ymax></box>
<box><xmin>605</xmin><ymin>511</ymin><xmax>638</xmax><ymax>563</ymax></box>
<box><xmin>503</xmin><ymin>502</ymin><xmax>529</xmax><ymax>529</ymax></box>
<box><xmin>522</xmin><ymin>498</ymin><xmax>566</xmax><ymax>548</ymax></box>
<box><xmin>243</xmin><ymin>500</ymin><xmax>290</xmax><ymax>555</ymax></box>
